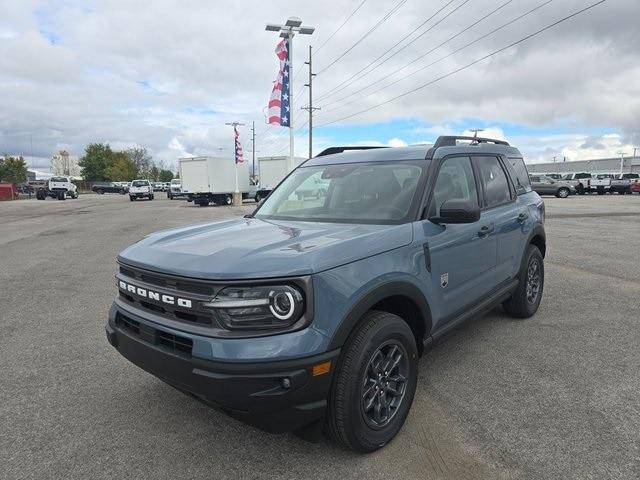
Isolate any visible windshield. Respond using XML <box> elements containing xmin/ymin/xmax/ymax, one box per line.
<box><xmin>132</xmin><ymin>180</ymin><xmax>148</xmax><ymax>186</ymax></box>
<box><xmin>51</xmin><ymin>177</ymin><xmax>68</xmax><ymax>182</ymax></box>
<box><xmin>255</xmin><ymin>160</ymin><xmax>426</xmax><ymax>224</ymax></box>
<box><xmin>171</xmin><ymin>179</ymin><xmax>180</xmax><ymax>184</ymax></box>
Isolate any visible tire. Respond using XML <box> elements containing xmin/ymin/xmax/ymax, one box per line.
<box><xmin>326</xmin><ymin>310</ymin><xmax>418</xmax><ymax>452</ymax></box>
<box><xmin>149</xmin><ymin>195</ymin><xmax>154</xmax><ymax>200</ymax></box>
<box><xmin>503</xmin><ymin>244</ymin><xmax>544</xmax><ymax>318</ymax></box>
<box><xmin>129</xmin><ymin>196</ymin><xmax>135</xmax><ymax>201</ymax></box>
<box><xmin>168</xmin><ymin>193</ymin><xmax>173</xmax><ymax>200</ymax></box>
<box><xmin>97</xmin><ymin>188</ymin><xmax>104</xmax><ymax>195</ymax></box>
<box><xmin>57</xmin><ymin>191</ymin><xmax>66</xmax><ymax>200</ymax></box>
<box><xmin>119</xmin><ymin>189</ymin><xmax>125</xmax><ymax>195</ymax></box>
<box><xmin>36</xmin><ymin>190</ymin><xmax>45</xmax><ymax>200</ymax></box>
<box><xmin>576</xmin><ymin>184</ymin><xmax>584</xmax><ymax>195</ymax></box>
<box><xmin>197</xmin><ymin>199</ymin><xmax>209</xmax><ymax>207</ymax></box>
<box><xmin>225</xmin><ymin>194</ymin><xmax>232</xmax><ymax>205</ymax></box>
<box><xmin>556</xmin><ymin>187</ymin><xmax>570</xmax><ymax>198</ymax></box>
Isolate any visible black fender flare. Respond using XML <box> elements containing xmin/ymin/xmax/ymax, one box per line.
<box><xmin>327</xmin><ymin>281</ymin><xmax>433</xmax><ymax>351</ymax></box>
<box><xmin>526</xmin><ymin>223</ymin><xmax>546</xmax><ymax>257</ymax></box>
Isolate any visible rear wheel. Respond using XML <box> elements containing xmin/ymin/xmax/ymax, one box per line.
<box><xmin>326</xmin><ymin>310</ymin><xmax>418</xmax><ymax>452</ymax></box>
<box><xmin>225</xmin><ymin>194</ymin><xmax>232</xmax><ymax>205</ymax></box>
<box><xmin>503</xmin><ymin>245</ymin><xmax>544</xmax><ymax>318</ymax></box>
<box><xmin>129</xmin><ymin>196</ymin><xmax>135</xmax><ymax>201</ymax></box>
<box><xmin>97</xmin><ymin>188</ymin><xmax>104</xmax><ymax>195</ymax></box>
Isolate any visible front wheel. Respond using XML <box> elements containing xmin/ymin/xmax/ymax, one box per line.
<box><xmin>556</xmin><ymin>187</ymin><xmax>570</xmax><ymax>198</ymax></box>
<box><xmin>503</xmin><ymin>245</ymin><xmax>544</xmax><ymax>318</ymax></box>
<box><xmin>326</xmin><ymin>310</ymin><xmax>418</xmax><ymax>452</ymax></box>
<box><xmin>129</xmin><ymin>196</ymin><xmax>135</xmax><ymax>201</ymax></box>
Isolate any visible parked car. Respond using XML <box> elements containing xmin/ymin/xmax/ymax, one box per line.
<box><xmin>631</xmin><ymin>178</ymin><xmax>640</xmax><ymax>194</ymax></box>
<box><xmin>106</xmin><ymin>136</ymin><xmax>546</xmax><ymax>452</ymax></box>
<box><xmin>129</xmin><ymin>179</ymin><xmax>154</xmax><ymax>201</ymax></box>
<box><xmin>92</xmin><ymin>182</ymin><xmax>127</xmax><ymax>195</ymax></box>
<box><xmin>589</xmin><ymin>174</ymin><xmax>615</xmax><ymax>195</ymax></box>
<box><xmin>529</xmin><ymin>175</ymin><xmax>575</xmax><ymax>198</ymax></box>
<box><xmin>167</xmin><ymin>178</ymin><xmax>187</xmax><ymax>199</ymax></box>
<box><xmin>36</xmin><ymin>176</ymin><xmax>78</xmax><ymax>200</ymax></box>
<box><xmin>609</xmin><ymin>173</ymin><xmax>639</xmax><ymax>194</ymax></box>
<box><xmin>562</xmin><ymin>172</ymin><xmax>592</xmax><ymax>194</ymax></box>
<box><xmin>113</xmin><ymin>181</ymin><xmax>130</xmax><ymax>193</ymax></box>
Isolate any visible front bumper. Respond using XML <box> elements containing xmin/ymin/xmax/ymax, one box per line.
<box><xmin>106</xmin><ymin>304</ymin><xmax>339</xmax><ymax>433</ymax></box>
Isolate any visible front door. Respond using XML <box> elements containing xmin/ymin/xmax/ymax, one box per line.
<box><xmin>415</xmin><ymin>155</ymin><xmax>497</xmax><ymax>328</ymax></box>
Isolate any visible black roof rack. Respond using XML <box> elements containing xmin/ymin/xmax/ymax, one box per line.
<box><xmin>433</xmin><ymin>135</ymin><xmax>510</xmax><ymax>147</ymax></box>
<box><xmin>315</xmin><ymin>146</ymin><xmax>388</xmax><ymax>157</ymax></box>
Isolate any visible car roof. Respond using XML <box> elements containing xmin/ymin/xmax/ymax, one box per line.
<box><xmin>307</xmin><ymin>136</ymin><xmax>522</xmax><ymax>166</ymax></box>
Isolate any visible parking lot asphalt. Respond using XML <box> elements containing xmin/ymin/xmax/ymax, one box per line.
<box><xmin>1</xmin><ymin>193</ymin><xmax>639</xmax><ymax>480</ymax></box>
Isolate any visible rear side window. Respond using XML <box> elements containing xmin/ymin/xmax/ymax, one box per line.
<box><xmin>476</xmin><ymin>157</ymin><xmax>512</xmax><ymax>208</ymax></box>
<box><xmin>507</xmin><ymin>157</ymin><xmax>531</xmax><ymax>194</ymax></box>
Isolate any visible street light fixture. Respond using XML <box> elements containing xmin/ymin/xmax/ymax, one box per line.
<box><xmin>265</xmin><ymin>16</ymin><xmax>315</xmax><ymax>173</ymax></box>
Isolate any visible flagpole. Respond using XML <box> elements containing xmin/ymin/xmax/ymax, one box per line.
<box><xmin>265</xmin><ymin>18</ymin><xmax>314</xmax><ymax>173</ymax></box>
<box><xmin>288</xmin><ymin>34</ymin><xmax>294</xmax><ymax>173</ymax></box>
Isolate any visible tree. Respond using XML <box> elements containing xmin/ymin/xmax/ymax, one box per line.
<box><xmin>79</xmin><ymin>144</ymin><xmax>113</xmax><ymax>181</ymax></box>
<box><xmin>105</xmin><ymin>151</ymin><xmax>138</xmax><ymax>181</ymax></box>
<box><xmin>125</xmin><ymin>147</ymin><xmax>152</xmax><ymax>175</ymax></box>
<box><xmin>0</xmin><ymin>155</ymin><xmax>28</xmax><ymax>183</ymax></box>
<box><xmin>158</xmin><ymin>169</ymin><xmax>174</xmax><ymax>182</ymax></box>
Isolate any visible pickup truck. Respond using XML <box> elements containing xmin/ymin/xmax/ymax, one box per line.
<box><xmin>129</xmin><ymin>179</ymin><xmax>154</xmax><ymax>201</ymax></box>
<box><xmin>561</xmin><ymin>173</ymin><xmax>592</xmax><ymax>194</ymax></box>
<box><xmin>35</xmin><ymin>176</ymin><xmax>79</xmax><ymax>200</ymax></box>
<box><xmin>589</xmin><ymin>174</ymin><xmax>615</xmax><ymax>195</ymax></box>
<box><xmin>609</xmin><ymin>173</ymin><xmax>639</xmax><ymax>194</ymax></box>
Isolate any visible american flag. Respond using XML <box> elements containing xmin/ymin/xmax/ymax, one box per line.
<box><xmin>234</xmin><ymin>125</ymin><xmax>244</xmax><ymax>164</ymax></box>
<box><xmin>267</xmin><ymin>38</ymin><xmax>290</xmax><ymax>127</ymax></box>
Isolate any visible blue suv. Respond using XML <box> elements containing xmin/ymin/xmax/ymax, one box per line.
<box><xmin>106</xmin><ymin>136</ymin><xmax>545</xmax><ymax>452</ymax></box>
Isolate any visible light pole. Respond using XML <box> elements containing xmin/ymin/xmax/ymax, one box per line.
<box><xmin>617</xmin><ymin>151</ymin><xmax>627</xmax><ymax>175</ymax></box>
<box><xmin>266</xmin><ymin>17</ymin><xmax>315</xmax><ymax>172</ymax></box>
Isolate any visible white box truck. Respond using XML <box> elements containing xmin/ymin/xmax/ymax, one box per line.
<box><xmin>179</xmin><ymin>156</ymin><xmax>251</xmax><ymax>206</ymax></box>
<box><xmin>255</xmin><ymin>156</ymin><xmax>306</xmax><ymax>202</ymax></box>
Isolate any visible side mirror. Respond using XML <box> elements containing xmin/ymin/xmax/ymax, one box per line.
<box><xmin>431</xmin><ymin>199</ymin><xmax>480</xmax><ymax>224</ymax></box>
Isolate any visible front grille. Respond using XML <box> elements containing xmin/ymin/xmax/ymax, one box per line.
<box><xmin>117</xmin><ymin>263</ymin><xmax>220</xmax><ymax>327</ymax></box>
<box><xmin>115</xmin><ymin>313</ymin><xmax>192</xmax><ymax>357</ymax></box>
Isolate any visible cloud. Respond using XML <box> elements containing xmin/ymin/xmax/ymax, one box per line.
<box><xmin>0</xmin><ymin>0</ymin><xmax>638</xmax><ymax>169</ymax></box>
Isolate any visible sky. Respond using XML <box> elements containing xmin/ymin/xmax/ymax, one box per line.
<box><xmin>1</xmin><ymin>0</ymin><xmax>639</xmax><ymax>171</ymax></box>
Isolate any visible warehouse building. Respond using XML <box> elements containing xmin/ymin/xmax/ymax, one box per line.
<box><xmin>529</xmin><ymin>155</ymin><xmax>640</xmax><ymax>175</ymax></box>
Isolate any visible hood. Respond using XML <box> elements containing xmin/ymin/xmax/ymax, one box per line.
<box><xmin>118</xmin><ymin>217</ymin><xmax>413</xmax><ymax>280</ymax></box>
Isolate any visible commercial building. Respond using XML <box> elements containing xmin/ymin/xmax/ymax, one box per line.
<box><xmin>530</xmin><ymin>155</ymin><xmax>640</xmax><ymax>175</ymax></box>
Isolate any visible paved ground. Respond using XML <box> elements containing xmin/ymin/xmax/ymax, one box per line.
<box><xmin>1</xmin><ymin>193</ymin><xmax>639</xmax><ymax>480</ymax></box>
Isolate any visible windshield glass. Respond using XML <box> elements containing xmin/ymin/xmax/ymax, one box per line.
<box><xmin>255</xmin><ymin>160</ymin><xmax>426</xmax><ymax>224</ymax></box>
<box><xmin>51</xmin><ymin>177</ymin><xmax>68</xmax><ymax>182</ymax></box>
<box><xmin>132</xmin><ymin>180</ymin><xmax>148</xmax><ymax>186</ymax></box>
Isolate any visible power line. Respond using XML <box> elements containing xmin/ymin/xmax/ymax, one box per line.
<box><xmin>316</xmin><ymin>0</ymin><xmax>606</xmax><ymax>127</ymax></box>
<box><xmin>315</xmin><ymin>0</ymin><xmax>463</xmax><ymax>102</ymax></box>
<box><xmin>314</xmin><ymin>0</ymin><xmax>369</xmax><ymax>55</ymax></box>
<box><xmin>315</xmin><ymin>0</ymin><xmax>408</xmax><ymax>75</ymax></box>
<box><xmin>321</xmin><ymin>0</ymin><xmax>543</xmax><ymax>112</ymax></box>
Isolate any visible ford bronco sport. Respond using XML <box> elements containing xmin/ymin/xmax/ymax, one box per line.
<box><xmin>106</xmin><ymin>136</ymin><xmax>546</xmax><ymax>452</ymax></box>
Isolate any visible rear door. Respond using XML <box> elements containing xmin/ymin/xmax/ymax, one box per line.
<box><xmin>417</xmin><ymin>155</ymin><xmax>497</xmax><ymax>326</ymax></box>
<box><xmin>473</xmin><ymin>155</ymin><xmax>523</xmax><ymax>285</ymax></box>
<box><xmin>180</xmin><ymin>159</ymin><xmax>209</xmax><ymax>193</ymax></box>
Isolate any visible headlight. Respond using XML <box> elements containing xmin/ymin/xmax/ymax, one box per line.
<box><xmin>204</xmin><ymin>285</ymin><xmax>304</xmax><ymax>330</ymax></box>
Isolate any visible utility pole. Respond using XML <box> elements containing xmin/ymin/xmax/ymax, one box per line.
<box><xmin>302</xmin><ymin>45</ymin><xmax>320</xmax><ymax>159</ymax></box>
<box><xmin>225</xmin><ymin>121</ymin><xmax>245</xmax><ymax>206</ymax></box>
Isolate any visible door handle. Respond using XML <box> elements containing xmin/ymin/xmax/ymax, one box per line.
<box><xmin>517</xmin><ymin>212</ymin><xmax>528</xmax><ymax>224</ymax></box>
<box><xmin>478</xmin><ymin>225</ymin><xmax>494</xmax><ymax>238</ymax></box>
